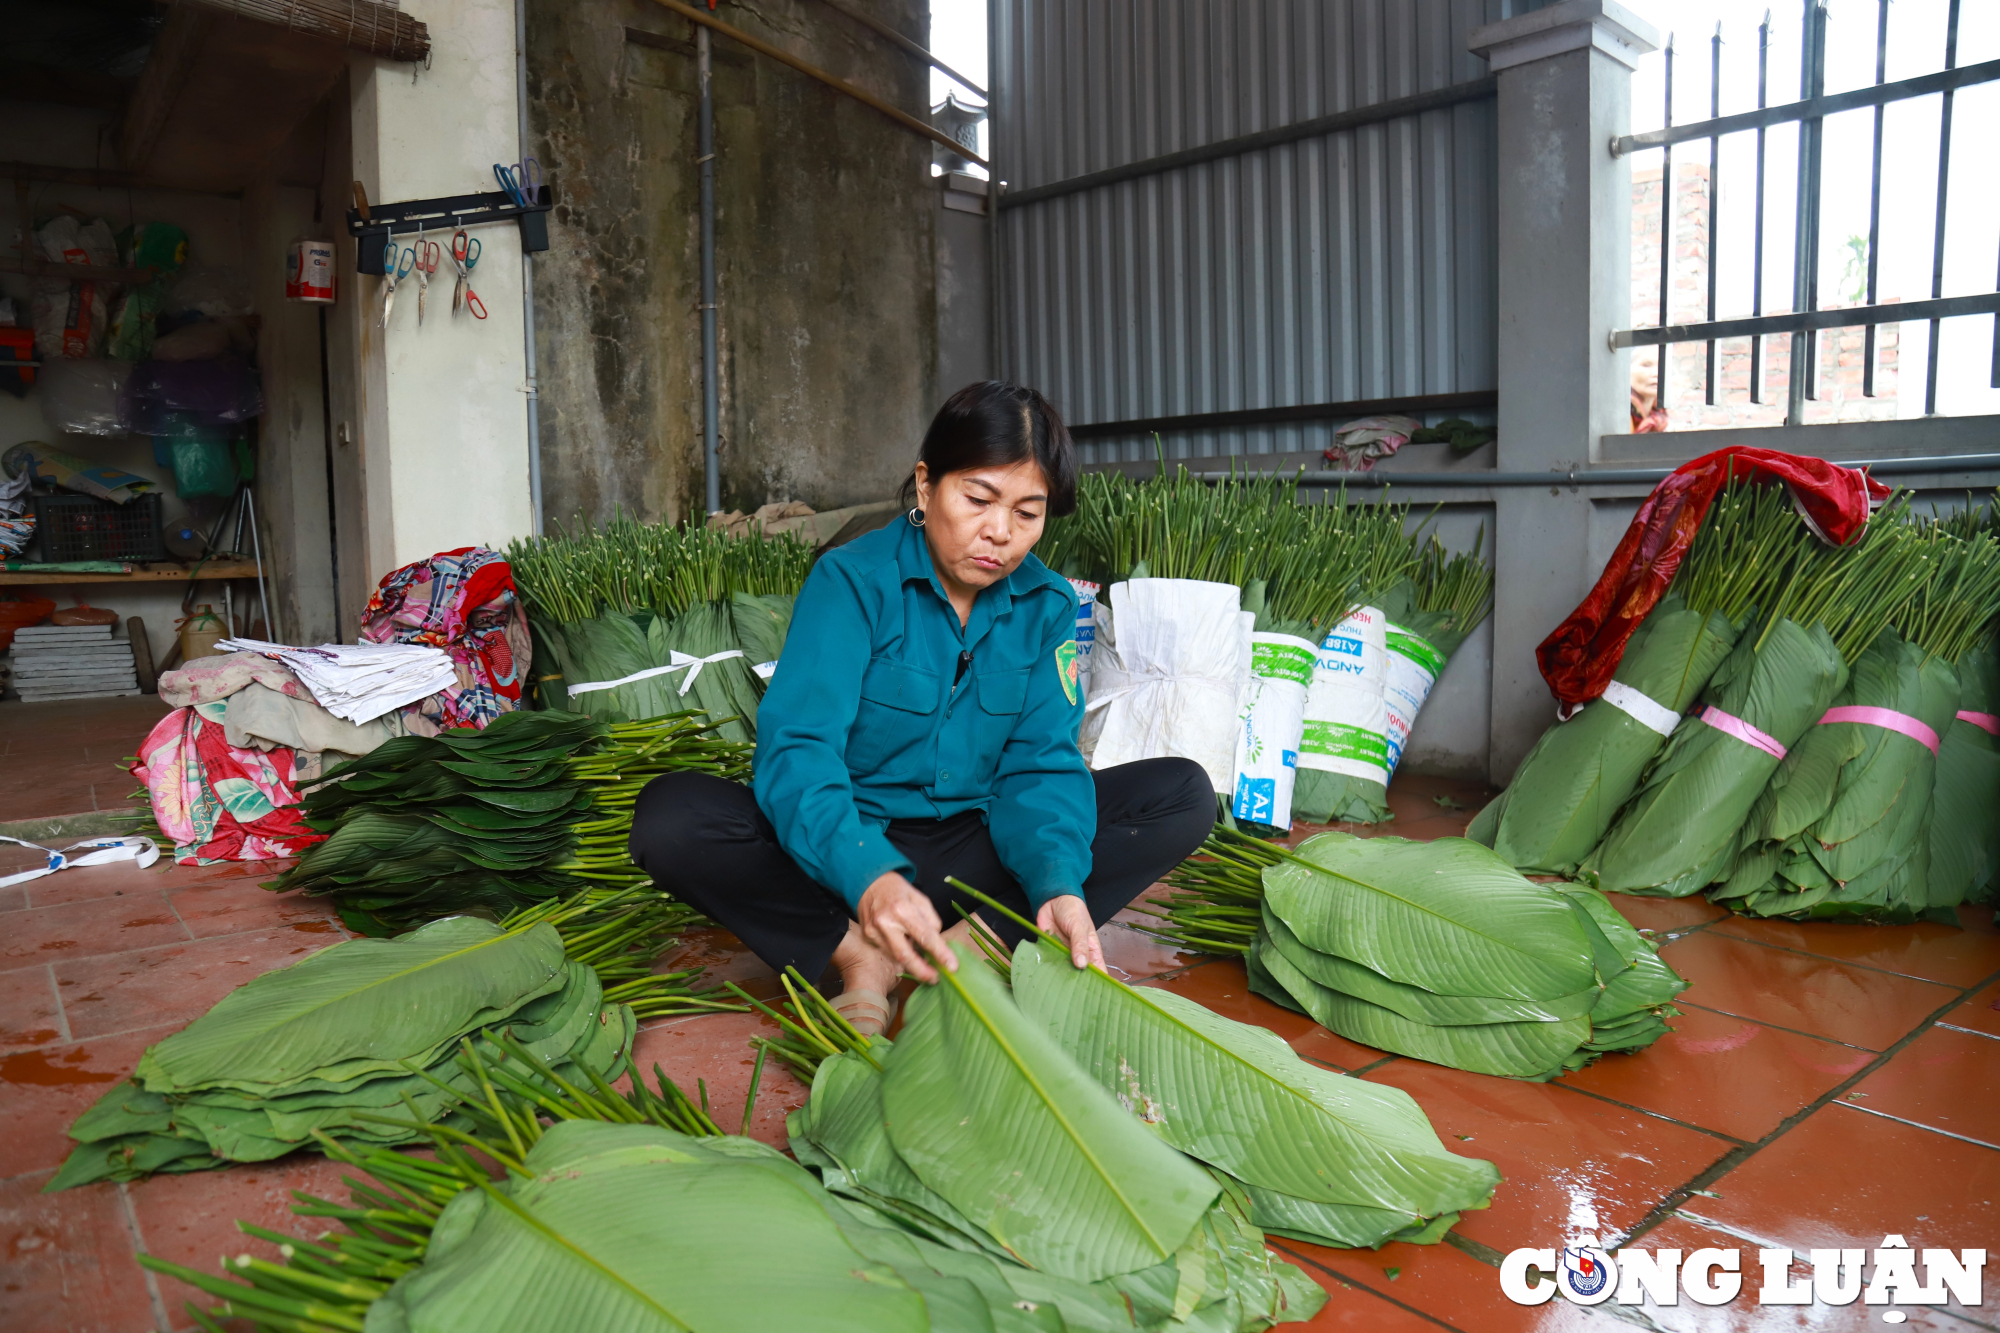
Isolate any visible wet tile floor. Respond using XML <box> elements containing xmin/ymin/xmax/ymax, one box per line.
<box><xmin>1</xmin><ymin>698</ymin><xmax>1994</xmax><ymax>1331</ymax></box>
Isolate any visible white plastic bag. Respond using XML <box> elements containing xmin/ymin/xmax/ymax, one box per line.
<box><xmin>1298</xmin><ymin>606</ymin><xmax>1390</xmax><ymax>785</ymax></box>
<box><xmin>1231</xmin><ymin>632</ymin><xmax>1316</xmax><ymax>829</ymax></box>
<box><xmin>1382</xmin><ymin>623</ymin><xmax>1447</xmax><ymax>781</ymax></box>
<box><xmin>1085</xmin><ymin>578</ymin><xmax>1252</xmax><ymax>793</ymax></box>
<box><xmin>38</xmin><ymin>359</ymin><xmax>131</xmax><ymax>436</ymax></box>
<box><xmin>31</xmin><ymin>217</ymin><xmax>119</xmax><ymax>359</ymax></box>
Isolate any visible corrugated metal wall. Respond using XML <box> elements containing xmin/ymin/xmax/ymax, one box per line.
<box><xmin>992</xmin><ymin>0</ymin><xmax>1506</xmax><ymax>464</ymax></box>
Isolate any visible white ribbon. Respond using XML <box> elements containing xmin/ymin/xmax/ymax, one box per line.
<box><xmin>567</xmin><ymin>649</ymin><xmax>746</xmax><ymax>698</ymax></box>
<box><xmin>1600</xmin><ymin>679</ymin><xmax>1681</xmax><ymax>737</ymax></box>
<box><xmin>1083</xmin><ymin>663</ymin><xmax>1239</xmax><ymax>715</ymax></box>
<box><xmin>0</xmin><ymin>835</ymin><xmax>160</xmax><ymax>889</ymax></box>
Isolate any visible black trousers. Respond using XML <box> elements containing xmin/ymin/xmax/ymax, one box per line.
<box><xmin>629</xmin><ymin>758</ymin><xmax>1215</xmax><ymax>982</ymax></box>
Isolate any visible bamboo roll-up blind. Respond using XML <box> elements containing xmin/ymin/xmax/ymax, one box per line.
<box><xmin>174</xmin><ymin>0</ymin><xmax>430</xmax><ymax>63</ymax></box>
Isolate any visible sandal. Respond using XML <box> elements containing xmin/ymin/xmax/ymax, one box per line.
<box><xmin>827</xmin><ymin>986</ymin><xmax>901</xmax><ymax>1038</ymax></box>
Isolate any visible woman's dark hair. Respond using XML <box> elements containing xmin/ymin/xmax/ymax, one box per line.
<box><xmin>901</xmin><ymin>381</ymin><xmax>1078</xmax><ymax>517</ymax></box>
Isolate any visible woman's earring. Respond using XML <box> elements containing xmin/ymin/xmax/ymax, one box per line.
<box><xmin>906</xmin><ymin>506</ymin><xmax>926</xmax><ymax>528</ymax></box>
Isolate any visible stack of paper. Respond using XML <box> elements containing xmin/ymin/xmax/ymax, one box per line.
<box><xmin>217</xmin><ymin>638</ymin><xmax>456</xmax><ymax>724</ymax></box>
<box><xmin>12</xmin><ymin>624</ymin><xmax>140</xmax><ymax>702</ymax></box>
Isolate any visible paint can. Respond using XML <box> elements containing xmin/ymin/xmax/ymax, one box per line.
<box><xmin>286</xmin><ymin>238</ymin><xmax>336</xmax><ymax>303</ymax></box>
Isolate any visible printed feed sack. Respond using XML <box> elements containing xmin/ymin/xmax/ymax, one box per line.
<box><xmin>1298</xmin><ymin>606</ymin><xmax>1389</xmax><ymax>785</ymax></box>
<box><xmin>1231</xmin><ymin>632</ymin><xmax>1316</xmax><ymax>829</ymax></box>
<box><xmin>1382</xmin><ymin>623</ymin><xmax>1447</xmax><ymax>780</ymax></box>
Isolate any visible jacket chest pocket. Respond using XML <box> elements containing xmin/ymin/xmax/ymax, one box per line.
<box><xmin>847</xmin><ymin>658</ymin><xmax>940</xmax><ymax>778</ymax></box>
<box><xmin>975</xmin><ymin>667</ymin><xmax>1031</xmax><ymax>715</ymax></box>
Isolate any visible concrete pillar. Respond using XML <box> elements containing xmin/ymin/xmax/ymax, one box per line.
<box><xmin>346</xmin><ymin>0</ymin><xmax>534</xmax><ymax>580</ymax></box>
<box><xmin>1469</xmin><ymin>0</ymin><xmax>1659</xmax><ymax>782</ymax></box>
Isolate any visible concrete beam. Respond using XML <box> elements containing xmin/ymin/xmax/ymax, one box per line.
<box><xmin>1472</xmin><ymin>0</ymin><xmax>1657</xmax><ymax>783</ymax></box>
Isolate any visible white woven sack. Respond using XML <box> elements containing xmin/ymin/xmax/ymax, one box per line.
<box><xmin>1085</xmin><ymin>578</ymin><xmax>1252</xmax><ymax>793</ymax></box>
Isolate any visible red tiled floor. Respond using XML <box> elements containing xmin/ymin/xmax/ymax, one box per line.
<box><xmin>1139</xmin><ymin>957</ymin><xmax>1392</xmax><ymax>1071</ymax></box>
<box><xmin>124</xmin><ymin>1153</ymin><xmax>356</xmax><ymax>1323</ymax></box>
<box><xmin>0</xmin><ymin>884</ymin><xmax>27</xmax><ymax>911</ymax></box>
<box><xmin>52</xmin><ymin>926</ymin><xmax>344</xmax><ymax>1041</ymax></box>
<box><xmin>1603</xmin><ymin>891</ymin><xmax>1729</xmax><ymax>935</ymax></box>
<box><xmin>1840</xmin><ymin>1025</ymin><xmax>2000</xmax><ymax>1148</ymax></box>
<box><xmin>0</xmin><ymin>1024</ymin><xmax>177</xmax><ymax>1179</ymax></box>
<box><xmin>0</xmin><ymin>1170</ymin><xmax>160</xmax><ymax>1333</ymax></box>
<box><xmin>1690</xmin><ymin>1106</ymin><xmax>1998</xmax><ymax>1327</ymax></box>
<box><xmin>1275</xmin><ymin>1235</ymin><xmax>1603</xmax><ymax>1333</ymax></box>
<box><xmin>0</xmin><ymin>762</ymin><xmax>109</xmax><ymax>820</ymax></box>
<box><xmin>1362</xmin><ymin>1061</ymin><xmax>1734</xmax><ymax>1253</ymax></box>
<box><xmin>658</xmin><ymin>925</ymin><xmax>784</xmax><ymax>1002</ymax></box>
<box><xmin>26</xmin><ymin>861</ymin><xmax>181</xmax><ymax>909</ymax></box>
<box><xmin>166</xmin><ymin>874</ymin><xmax>344</xmax><ymax>938</ymax></box>
<box><xmin>624</xmin><ymin>1010</ymin><xmax>812</xmax><ymax>1148</ymax></box>
<box><xmin>0</xmin><ymin>891</ymin><xmax>191</xmax><ymax>970</ymax></box>
<box><xmin>1557</xmin><ymin>1005</ymin><xmax>1872</xmax><ymax>1143</ymax></box>
<box><xmin>1708</xmin><ymin>907</ymin><xmax>2000</xmax><ymax>989</ymax></box>
<box><xmin>1658</xmin><ymin>930</ymin><xmax>1960</xmax><ymax>1051</ymax></box>
<box><xmin>0</xmin><ymin>965</ymin><xmax>66</xmax><ymax>1052</ymax></box>
<box><xmin>1282</xmin><ymin>1264</ymin><xmax>1452</xmax><ymax>1331</ymax></box>
<box><xmin>1942</xmin><ymin>977</ymin><xmax>2000</xmax><ymax>1038</ymax></box>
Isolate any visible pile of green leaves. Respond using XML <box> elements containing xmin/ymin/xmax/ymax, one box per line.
<box><xmin>1716</xmin><ymin>517</ymin><xmax>2000</xmax><ymax>921</ymax></box>
<box><xmin>508</xmin><ymin>517</ymin><xmax>814</xmax><ymax>735</ymax></box>
<box><xmin>1248</xmin><ymin>834</ymin><xmax>1686</xmax><ymax>1080</ymax></box>
<box><xmin>1470</xmin><ymin>481</ymin><xmax>1798</xmax><ymax>871</ymax></box>
<box><xmin>48</xmin><ymin>916</ymin><xmax>636</xmax><ymax>1191</ymax></box>
<box><xmin>271</xmin><ymin>709</ymin><xmax>749</xmax><ymax>932</ymax></box>
<box><xmin>147</xmin><ymin>949</ymin><xmax>1339</xmax><ymax>1333</ymax></box>
<box><xmin>1582</xmin><ymin>495</ymin><xmax>1931</xmax><ymax>897</ymax></box>
<box><xmin>1931</xmin><ymin>636</ymin><xmax>2000</xmax><ymax>906</ymax></box>
<box><xmin>1141</xmin><ymin>831</ymin><xmax>1685</xmax><ymax>1078</ymax></box>
<box><xmin>772</xmin><ymin>894</ymin><xmax>1497</xmax><ymax>1266</ymax></box>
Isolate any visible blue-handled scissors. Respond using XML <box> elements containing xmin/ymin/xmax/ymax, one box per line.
<box><xmin>495</xmin><ymin>157</ymin><xmax>542</xmax><ymax>206</ymax></box>
<box><xmin>381</xmin><ymin>237</ymin><xmax>415</xmax><ymax>324</ymax></box>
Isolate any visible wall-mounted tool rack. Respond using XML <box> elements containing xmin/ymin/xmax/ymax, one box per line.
<box><xmin>346</xmin><ymin>184</ymin><xmax>554</xmax><ymax>275</ymax></box>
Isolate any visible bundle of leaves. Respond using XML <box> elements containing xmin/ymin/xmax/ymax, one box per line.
<box><xmin>48</xmin><ymin>916</ymin><xmax>636</xmax><ymax>1191</ymax></box>
<box><xmin>1582</xmin><ymin>496</ymin><xmax>1930</xmax><ymax>898</ymax></box>
<box><xmin>1931</xmin><ymin>637</ymin><xmax>2000</xmax><ymax>906</ymax></box>
<box><xmin>148</xmin><ymin>973</ymin><xmax>1331</xmax><ymax>1333</ymax></box>
<box><xmin>764</xmin><ymin>899</ymin><xmax>1498</xmax><ymax>1270</ymax></box>
<box><xmin>1716</xmin><ymin>521</ymin><xmax>2000</xmax><ymax>921</ymax></box>
<box><xmin>1151</xmin><ymin>832</ymin><xmax>1686</xmax><ymax>1081</ymax></box>
<box><xmin>272</xmin><ymin>709</ymin><xmax>749</xmax><ymax>932</ymax></box>
<box><xmin>509</xmin><ymin>516</ymin><xmax>814</xmax><ymax>734</ymax></box>
<box><xmin>1470</xmin><ymin>481</ymin><xmax>1799</xmax><ymax>872</ymax></box>
<box><xmin>1293</xmin><ymin>527</ymin><xmax>1490</xmax><ymax>826</ymax></box>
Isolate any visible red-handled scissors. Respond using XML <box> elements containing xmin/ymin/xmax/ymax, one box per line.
<box><xmin>411</xmin><ymin>237</ymin><xmax>440</xmax><ymax>325</ymax></box>
<box><xmin>450</xmin><ymin>230</ymin><xmax>487</xmax><ymax>320</ymax></box>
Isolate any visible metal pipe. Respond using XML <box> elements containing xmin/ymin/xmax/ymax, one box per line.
<box><xmin>516</xmin><ymin>0</ymin><xmax>543</xmax><ymax>538</ymax></box>
<box><xmin>986</xmin><ymin>0</ymin><xmax>1001</xmax><ymax>379</ymax></box>
<box><xmin>1612</xmin><ymin>55</ymin><xmax>2000</xmax><ymax>155</ymax></box>
<box><xmin>698</xmin><ymin>24</ymin><xmax>721</xmax><ymax>516</ymax></box>
<box><xmin>1927</xmin><ymin>0</ymin><xmax>1961</xmax><ymax>415</ymax></box>
<box><xmin>1659</xmin><ymin>34</ymin><xmax>1674</xmax><ymax>406</ymax></box>
<box><xmin>808</xmin><ymin>0</ymin><xmax>985</xmax><ymax>99</ymax></box>
<box><xmin>1862</xmin><ymin>0</ymin><xmax>1888</xmax><ymax>397</ymax></box>
<box><xmin>1192</xmin><ymin>455</ymin><xmax>2000</xmax><ymax>487</ymax></box>
<box><xmin>1705</xmin><ymin>25</ymin><xmax>1721</xmax><ymax>406</ymax></box>
<box><xmin>1750</xmin><ymin>12</ymin><xmax>1769</xmax><ymax>403</ymax></box>
<box><xmin>1787</xmin><ymin>1</ymin><xmax>1827</xmax><ymax>423</ymax></box>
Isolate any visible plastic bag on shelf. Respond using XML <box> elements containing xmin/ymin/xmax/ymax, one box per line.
<box><xmin>39</xmin><ymin>359</ymin><xmax>132</xmax><ymax>436</ymax></box>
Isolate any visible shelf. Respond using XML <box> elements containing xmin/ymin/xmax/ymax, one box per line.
<box><xmin>0</xmin><ymin>560</ymin><xmax>261</xmax><ymax>586</ymax></box>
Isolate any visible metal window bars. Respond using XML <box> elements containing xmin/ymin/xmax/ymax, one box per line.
<box><xmin>1610</xmin><ymin>0</ymin><xmax>2000</xmax><ymax>423</ymax></box>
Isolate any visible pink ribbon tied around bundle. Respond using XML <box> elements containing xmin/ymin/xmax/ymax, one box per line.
<box><xmin>1956</xmin><ymin>710</ymin><xmax>2000</xmax><ymax>737</ymax></box>
<box><xmin>1819</xmin><ymin>706</ymin><xmax>1940</xmax><ymax>755</ymax></box>
<box><xmin>1698</xmin><ymin>705</ymin><xmax>1788</xmax><ymax>760</ymax></box>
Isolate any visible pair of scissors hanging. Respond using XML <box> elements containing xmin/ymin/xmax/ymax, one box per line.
<box><xmin>494</xmin><ymin>157</ymin><xmax>541</xmax><ymax>208</ymax></box>
<box><xmin>380</xmin><ymin>235</ymin><xmax>414</xmax><ymax>325</ymax></box>
<box><xmin>409</xmin><ymin>228</ymin><xmax>441</xmax><ymax>326</ymax></box>
<box><xmin>450</xmin><ymin>228</ymin><xmax>487</xmax><ymax>320</ymax></box>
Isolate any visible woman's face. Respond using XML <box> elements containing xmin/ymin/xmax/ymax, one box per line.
<box><xmin>914</xmin><ymin>458</ymin><xmax>1050</xmax><ymax>595</ymax></box>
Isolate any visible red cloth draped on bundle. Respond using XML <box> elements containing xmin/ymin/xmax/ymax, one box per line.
<box><xmin>1536</xmin><ymin>446</ymin><xmax>1890</xmax><ymax>712</ymax></box>
<box><xmin>131</xmin><ymin>704</ymin><xmax>323</xmax><ymax>863</ymax></box>
<box><xmin>360</xmin><ymin>546</ymin><xmax>530</xmax><ymax>729</ymax></box>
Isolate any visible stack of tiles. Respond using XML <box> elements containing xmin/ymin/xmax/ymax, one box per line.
<box><xmin>12</xmin><ymin>623</ymin><xmax>140</xmax><ymax>701</ymax></box>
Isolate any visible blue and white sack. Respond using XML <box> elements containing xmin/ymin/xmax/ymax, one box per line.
<box><xmin>1231</xmin><ymin>633</ymin><xmax>1316</xmax><ymax>829</ymax></box>
<box><xmin>1298</xmin><ymin>606</ymin><xmax>1389</xmax><ymax>786</ymax></box>
<box><xmin>1382</xmin><ymin>623</ymin><xmax>1448</xmax><ymax>780</ymax></box>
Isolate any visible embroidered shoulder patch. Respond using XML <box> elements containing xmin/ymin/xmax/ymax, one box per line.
<box><xmin>1054</xmin><ymin>639</ymin><xmax>1081</xmax><ymax>705</ymax></box>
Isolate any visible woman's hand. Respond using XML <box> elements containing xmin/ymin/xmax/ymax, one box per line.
<box><xmin>1037</xmin><ymin>894</ymin><xmax>1105</xmax><ymax>971</ymax></box>
<box><xmin>858</xmin><ymin>872</ymin><xmax>958</xmax><ymax>984</ymax></box>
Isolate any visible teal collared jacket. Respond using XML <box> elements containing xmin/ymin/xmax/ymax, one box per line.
<box><xmin>752</xmin><ymin>517</ymin><xmax>1093</xmax><ymax>912</ymax></box>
